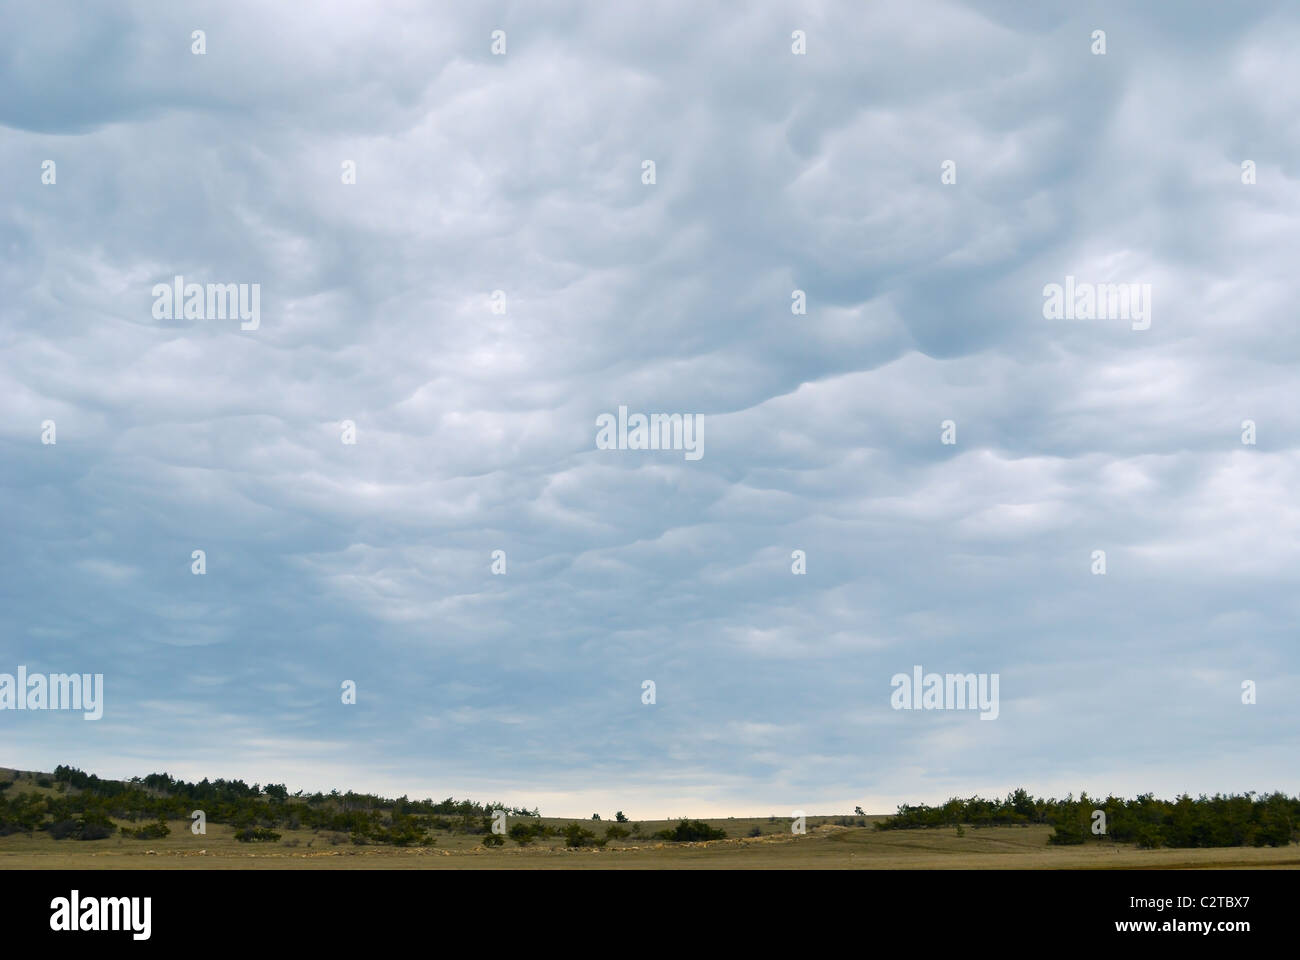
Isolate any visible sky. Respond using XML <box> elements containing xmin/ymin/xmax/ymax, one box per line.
<box><xmin>1</xmin><ymin>0</ymin><xmax>1297</xmax><ymax>819</ymax></box>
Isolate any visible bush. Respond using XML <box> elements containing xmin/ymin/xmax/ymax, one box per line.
<box><xmin>509</xmin><ymin>822</ymin><xmax>545</xmax><ymax>845</ymax></box>
<box><xmin>659</xmin><ymin>819</ymin><xmax>727</xmax><ymax>843</ymax></box>
<box><xmin>563</xmin><ymin>824</ymin><xmax>599</xmax><ymax>848</ymax></box>
<box><xmin>747</xmin><ymin>826</ymin><xmax>762</xmax><ymax>838</ymax></box>
<box><xmin>615</xmin><ymin>811</ymin><xmax>628</xmax><ymax>823</ymax></box>
<box><xmin>482</xmin><ymin>832</ymin><xmax>505</xmax><ymax>847</ymax></box>
<box><xmin>1048</xmin><ymin>819</ymin><xmax>1086</xmax><ymax>845</ymax></box>
<box><xmin>124</xmin><ymin>818</ymin><xmax>171</xmax><ymax>840</ymax></box>
<box><xmin>48</xmin><ymin>815</ymin><xmax>114</xmax><ymax>841</ymax></box>
<box><xmin>234</xmin><ymin>827</ymin><xmax>281</xmax><ymax>843</ymax></box>
<box><xmin>367</xmin><ymin>824</ymin><xmax>430</xmax><ymax>846</ymax></box>
<box><xmin>80</xmin><ymin>814</ymin><xmax>114</xmax><ymax>840</ymax></box>
<box><xmin>604</xmin><ymin>824</ymin><xmax>630</xmax><ymax>841</ymax></box>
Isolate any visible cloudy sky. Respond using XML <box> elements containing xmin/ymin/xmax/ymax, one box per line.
<box><xmin>2</xmin><ymin>0</ymin><xmax>1297</xmax><ymax>817</ymax></box>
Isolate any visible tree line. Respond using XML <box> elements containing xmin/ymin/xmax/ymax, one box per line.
<box><xmin>874</xmin><ymin>788</ymin><xmax>1297</xmax><ymax>848</ymax></box>
<box><xmin>0</xmin><ymin>766</ymin><xmax>539</xmax><ymax>846</ymax></box>
<box><xmin>0</xmin><ymin>766</ymin><xmax>736</xmax><ymax>848</ymax></box>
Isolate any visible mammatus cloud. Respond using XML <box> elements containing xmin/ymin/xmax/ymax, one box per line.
<box><xmin>1</xmin><ymin>1</ymin><xmax>1296</xmax><ymax>817</ymax></box>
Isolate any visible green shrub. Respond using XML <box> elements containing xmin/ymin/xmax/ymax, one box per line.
<box><xmin>234</xmin><ymin>827</ymin><xmax>281</xmax><ymax>843</ymax></box>
<box><xmin>367</xmin><ymin>823</ymin><xmax>430</xmax><ymax>846</ymax></box>
<box><xmin>47</xmin><ymin>814</ymin><xmax>114</xmax><ymax>841</ymax></box>
<box><xmin>1048</xmin><ymin>816</ymin><xmax>1087</xmax><ymax>845</ymax></box>
<box><xmin>124</xmin><ymin>817</ymin><xmax>171</xmax><ymax>840</ymax></box>
<box><xmin>563</xmin><ymin>824</ymin><xmax>598</xmax><ymax>848</ymax></box>
<box><xmin>659</xmin><ymin>819</ymin><xmax>727</xmax><ymax>843</ymax></box>
<box><xmin>509</xmin><ymin>822</ymin><xmax>545</xmax><ymax>845</ymax></box>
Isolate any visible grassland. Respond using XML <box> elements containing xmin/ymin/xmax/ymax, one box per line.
<box><xmin>4</xmin><ymin>769</ymin><xmax>1297</xmax><ymax>869</ymax></box>
<box><xmin>4</xmin><ymin>817</ymin><xmax>1300</xmax><ymax>870</ymax></box>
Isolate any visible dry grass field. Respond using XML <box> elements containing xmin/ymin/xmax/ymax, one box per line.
<box><xmin>3</xmin><ymin>817</ymin><xmax>1299</xmax><ymax>870</ymax></box>
<box><xmin>5</xmin><ymin>769</ymin><xmax>1296</xmax><ymax>870</ymax></box>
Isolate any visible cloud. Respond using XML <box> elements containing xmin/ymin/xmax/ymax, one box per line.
<box><xmin>1</xmin><ymin>0</ymin><xmax>1296</xmax><ymax>817</ymax></box>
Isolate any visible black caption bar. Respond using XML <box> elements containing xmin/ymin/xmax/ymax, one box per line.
<box><xmin>0</xmin><ymin>868</ymin><xmax>1286</xmax><ymax>947</ymax></box>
